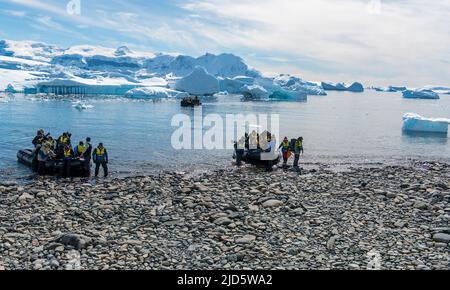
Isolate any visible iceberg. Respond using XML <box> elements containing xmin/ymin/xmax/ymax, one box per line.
<box><xmin>389</xmin><ymin>86</ymin><xmax>407</xmax><ymax>92</ymax></box>
<box><xmin>72</xmin><ymin>101</ymin><xmax>93</xmax><ymax>111</ymax></box>
<box><xmin>273</xmin><ymin>74</ymin><xmax>326</xmax><ymax>95</ymax></box>
<box><xmin>402</xmin><ymin>113</ymin><xmax>449</xmax><ymax>134</ymax></box>
<box><xmin>241</xmin><ymin>85</ymin><xmax>269</xmax><ymax>100</ymax></box>
<box><xmin>321</xmin><ymin>81</ymin><xmax>364</xmax><ymax>92</ymax></box>
<box><xmin>372</xmin><ymin>86</ymin><xmax>406</xmax><ymax>92</ymax></box>
<box><xmin>5</xmin><ymin>83</ymin><xmax>16</xmax><ymax>93</ymax></box>
<box><xmin>232</xmin><ymin>76</ymin><xmax>254</xmax><ymax>85</ymax></box>
<box><xmin>403</xmin><ymin>89</ymin><xmax>439</xmax><ymax>100</ymax></box>
<box><xmin>269</xmin><ymin>89</ymin><xmax>307</xmax><ymax>101</ymax></box>
<box><xmin>347</xmin><ymin>82</ymin><xmax>364</xmax><ymax>92</ymax></box>
<box><xmin>321</xmin><ymin>82</ymin><xmax>347</xmax><ymax>91</ymax></box>
<box><xmin>125</xmin><ymin>87</ymin><xmax>188</xmax><ymax>99</ymax></box>
<box><xmin>175</xmin><ymin>66</ymin><xmax>219</xmax><ymax>95</ymax></box>
<box><xmin>219</xmin><ymin>78</ymin><xmax>247</xmax><ymax>94</ymax></box>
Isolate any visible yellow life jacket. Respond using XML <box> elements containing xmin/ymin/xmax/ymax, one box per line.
<box><xmin>295</xmin><ymin>140</ymin><xmax>303</xmax><ymax>149</ymax></box>
<box><xmin>59</xmin><ymin>136</ymin><xmax>68</xmax><ymax>145</ymax></box>
<box><xmin>282</xmin><ymin>141</ymin><xmax>290</xmax><ymax>149</ymax></box>
<box><xmin>64</xmin><ymin>148</ymin><xmax>72</xmax><ymax>158</ymax></box>
<box><xmin>95</xmin><ymin>147</ymin><xmax>105</xmax><ymax>157</ymax></box>
<box><xmin>77</xmin><ymin>145</ymin><xmax>85</xmax><ymax>154</ymax></box>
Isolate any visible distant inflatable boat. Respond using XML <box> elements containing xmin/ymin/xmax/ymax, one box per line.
<box><xmin>17</xmin><ymin>149</ymin><xmax>88</xmax><ymax>177</ymax></box>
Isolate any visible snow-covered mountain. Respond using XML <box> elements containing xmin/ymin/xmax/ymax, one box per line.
<box><xmin>0</xmin><ymin>39</ymin><xmax>330</xmax><ymax>99</ymax></box>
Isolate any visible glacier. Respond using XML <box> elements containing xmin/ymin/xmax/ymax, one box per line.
<box><xmin>0</xmin><ymin>39</ymin><xmax>398</xmax><ymax>102</ymax></box>
<box><xmin>403</xmin><ymin>89</ymin><xmax>440</xmax><ymax>100</ymax></box>
<box><xmin>402</xmin><ymin>113</ymin><xmax>449</xmax><ymax>134</ymax></box>
<box><xmin>125</xmin><ymin>87</ymin><xmax>188</xmax><ymax>100</ymax></box>
<box><xmin>174</xmin><ymin>66</ymin><xmax>219</xmax><ymax>96</ymax></box>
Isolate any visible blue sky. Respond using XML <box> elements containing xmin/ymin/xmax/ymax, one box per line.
<box><xmin>0</xmin><ymin>0</ymin><xmax>449</xmax><ymax>86</ymax></box>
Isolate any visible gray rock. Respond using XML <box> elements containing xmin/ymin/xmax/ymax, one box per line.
<box><xmin>214</xmin><ymin>217</ymin><xmax>232</xmax><ymax>226</ymax></box>
<box><xmin>56</xmin><ymin>233</ymin><xmax>91</xmax><ymax>250</ymax></box>
<box><xmin>432</xmin><ymin>233</ymin><xmax>450</xmax><ymax>243</ymax></box>
<box><xmin>235</xmin><ymin>235</ymin><xmax>256</xmax><ymax>244</ymax></box>
<box><xmin>262</xmin><ymin>199</ymin><xmax>284</xmax><ymax>208</ymax></box>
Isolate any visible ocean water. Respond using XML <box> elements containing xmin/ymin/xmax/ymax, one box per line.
<box><xmin>0</xmin><ymin>91</ymin><xmax>449</xmax><ymax>181</ymax></box>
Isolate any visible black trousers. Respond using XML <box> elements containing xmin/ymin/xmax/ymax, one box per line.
<box><xmin>84</xmin><ymin>159</ymin><xmax>91</xmax><ymax>177</ymax></box>
<box><xmin>294</xmin><ymin>154</ymin><xmax>300</xmax><ymax>167</ymax></box>
<box><xmin>38</xmin><ymin>161</ymin><xmax>46</xmax><ymax>175</ymax></box>
<box><xmin>95</xmin><ymin>162</ymin><xmax>108</xmax><ymax>177</ymax></box>
<box><xmin>236</xmin><ymin>150</ymin><xmax>244</xmax><ymax>166</ymax></box>
<box><xmin>61</xmin><ymin>159</ymin><xmax>71</xmax><ymax>177</ymax></box>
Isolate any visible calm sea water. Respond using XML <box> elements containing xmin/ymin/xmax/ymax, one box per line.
<box><xmin>0</xmin><ymin>91</ymin><xmax>449</xmax><ymax>181</ymax></box>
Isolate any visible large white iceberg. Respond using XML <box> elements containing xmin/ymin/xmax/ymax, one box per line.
<box><xmin>321</xmin><ymin>81</ymin><xmax>364</xmax><ymax>92</ymax></box>
<box><xmin>125</xmin><ymin>87</ymin><xmax>188</xmax><ymax>99</ymax></box>
<box><xmin>402</xmin><ymin>113</ymin><xmax>449</xmax><ymax>134</ymax></box>
<box><xmin>273</xmin><ymin>74</ymin><xmax>326</xmax><ymax>95</ymax></box>
<box><xmin>175</xmin><ymin>66</ymin><xmax>219</xmax><ymax>96</ymax></box>
<box><xmin>403</xmin><ymin>89</ymin><xmax>439</xmax><ymax>99</ymax></box>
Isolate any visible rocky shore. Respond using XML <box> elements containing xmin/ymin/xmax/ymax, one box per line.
<box><xmin>0</xmin><ymin>161</ymin><xmax>449</xmax><ymax>270</ymax></box>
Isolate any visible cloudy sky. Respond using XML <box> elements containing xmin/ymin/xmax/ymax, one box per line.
<box><xmin>0</xmin><ymin>0</ymin><xmax>449</xmax><ymax>86</ymax></box>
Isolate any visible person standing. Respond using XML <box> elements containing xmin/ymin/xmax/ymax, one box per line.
<box><xmin>37</xmin><ymin>142</ymin><xmax>55</xmax><ymax>175</ymax></box>
<box><xmin>32</xmin><ymin>129</ymin><xmax>45</xmax><ymax>148</ymax></box>
<box><xmin>93</xmin><ymin>143</ymin><xmax>108</xmax><ymax>177</ymax></box>
<box><xmin>293</xmin><ymin>137</ymin><xmax>304</xmax><ymax>169</ymax></box>
<box><xmin>82</xmin><ymin>137</ymin><xmax>93</xmax><ymax>177</ymax></box>
<box><xmin>74</xmin><ymin>141</ymin><xmax>85</xmax><ymax>158</ymax></box>
<box><xmin>61</xmin><ymin>144</ymin><xmax>74</xmax><ymax>178</ymax></box>
<box><xmin>279</xmin><ymin>137</ymin><xmax>291</xmax><ymax>167</ymax></box>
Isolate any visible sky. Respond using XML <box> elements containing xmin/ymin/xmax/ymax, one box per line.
<box><xmin>0</xmin><ymin>0</ymin><xmax>449</xmax><ymax>87</ymax></box>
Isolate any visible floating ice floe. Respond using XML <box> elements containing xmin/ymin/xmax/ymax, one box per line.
<box><xmin>125</xmin><ymin>87</ymin><xmax>188</xmax><ymax>99</ymax></box>
<box><xmin>402</xmin><ymin>113</ymin><xmax>450</xmax><ymax>134</ymax></box>
<box><xmin>175</xmin><ymin>66</ymin><xmax>219</xmax><ymax>95</ymax></box>
<box><xmin>403</xmin><ymin>89</ymin><xmax>439</xmax><ymax>100</ymax></box>
<box><xmin>321</xmin><ymin>81</ymin><xmax>364</xmax><ymax>92</ymax></box>
<box><xmin>72</xmin><ymin>101</ymin><xmax>94</xmax><ymax>111</ymax></box>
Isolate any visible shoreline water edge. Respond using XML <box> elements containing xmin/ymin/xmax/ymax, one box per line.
<box><xmin>0</xmin><ymin>160</ymin><xmax>449</xmax><ymax>270</ymax></box>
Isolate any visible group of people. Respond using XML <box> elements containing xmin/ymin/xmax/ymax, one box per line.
<box><xmin>234</xmin><ymin>130</ymin><xmax>304</xmax><ymax>170</ymax></box>
<box><xmin>32</xmin><ymin>129</ymin><xmax>109</xmax><ymax>178</ymax></box>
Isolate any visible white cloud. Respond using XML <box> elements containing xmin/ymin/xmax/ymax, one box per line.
<box><xmin>180</xmin><ymin>0</ymin><xmax>450</xmax><ymax>86</ymax></box>
<box><xmin>4</xmin><ymin>0</ymin><xmax>449</xmax><ymax>86</ymax></box>
<box><xmin>2</xmin><ymin>9</ymin><xmax>26</xmax><ymax>17</ymax></box>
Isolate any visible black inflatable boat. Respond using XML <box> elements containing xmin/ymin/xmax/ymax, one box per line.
<box><xmin>233</xmin><ymin>148</ymin><xmax>281</xmax><ymax>166</ymax></box>
<box><xmin>181</xmin><ymin>97</ymin><xmax>202</xmax><ymax>107</ymax></box>
<box><xmin>17</xmin><ymin>149</ymin><xmax>88</xmax><ymax>176</ymax></box>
